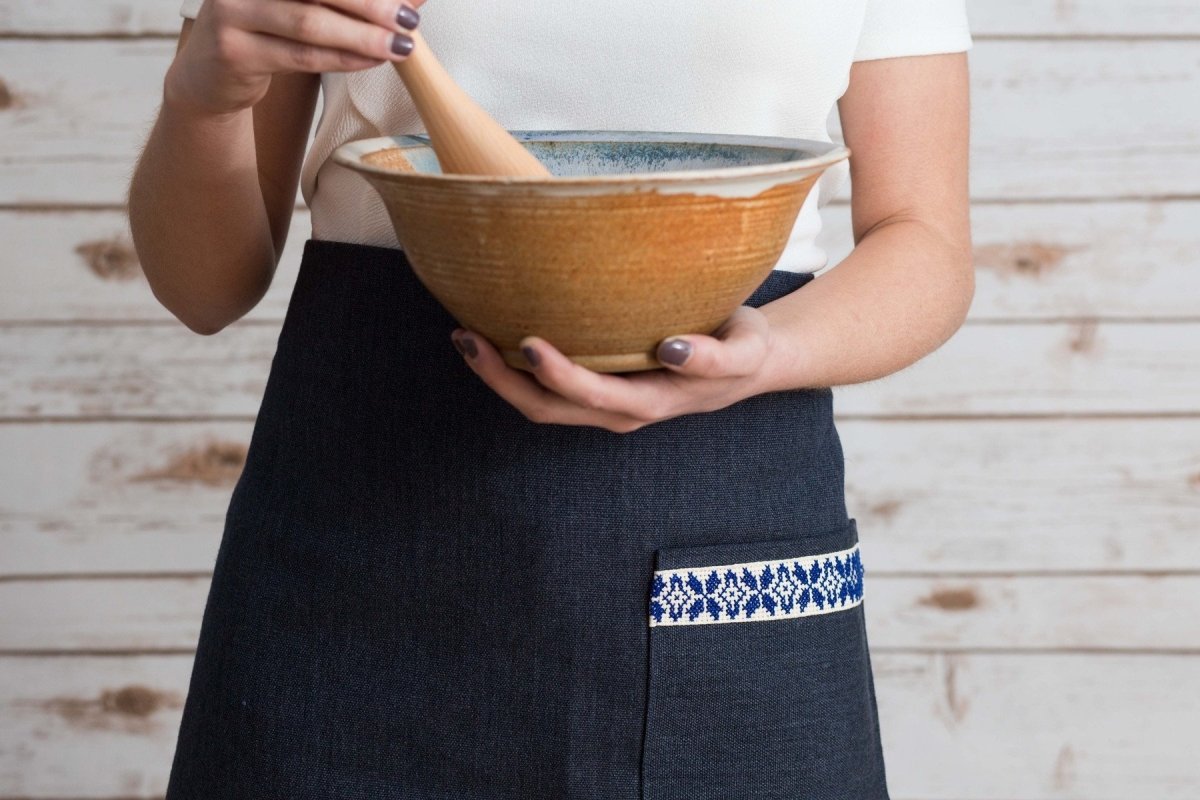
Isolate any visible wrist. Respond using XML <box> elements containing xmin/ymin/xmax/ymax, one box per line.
<box><xmin>162</xmin><ymin>60</ymin><xmax>252</xmax><ymax>123</ymax></box>
<box><xmin>754</xmin><ymin>322</ymin><xmax>813</xmax><ymax>395</ymax></box>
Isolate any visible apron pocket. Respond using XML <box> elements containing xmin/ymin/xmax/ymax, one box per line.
<box><xmin>640</xmin><ymin>518</ymin><xmax>885</xmax><ymax>800</ymax></box>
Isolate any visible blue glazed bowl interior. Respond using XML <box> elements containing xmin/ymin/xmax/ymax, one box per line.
<box><xmin>388</xmin><ymin>130</ymin><xmax>840</xmax><ymax>178</ymax></box>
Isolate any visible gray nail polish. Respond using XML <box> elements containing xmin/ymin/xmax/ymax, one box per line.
<box><xmin>658</xmin><ymin>339</ymin><xmax>692</xmax><ymax>366</ymax></box>
<box><xmin>391</xmin><ymin>32</ymin><xmax>414</xmax><ymax>56</ymax></box>
<box><xmin>395</xmin><ymin>5</ymin><xmax>420</xmax><ymax>30</ymax></box>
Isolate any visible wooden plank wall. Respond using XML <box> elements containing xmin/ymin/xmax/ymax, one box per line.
<box><xmin>1</xmin><ymin>1</ymin><xmax>1198</xmax><ymax>797</ymax></box>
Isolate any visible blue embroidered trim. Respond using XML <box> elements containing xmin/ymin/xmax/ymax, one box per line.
<box><xmin>649</xmin><ymin>544</ymin><xmax>864</xmax><ymax>626</ymax></box>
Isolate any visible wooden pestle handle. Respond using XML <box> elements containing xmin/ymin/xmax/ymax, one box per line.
<box><xmin>392</xmin><ymin>30</ymin><xmax>552</xmax><ymax>177</ymax></box>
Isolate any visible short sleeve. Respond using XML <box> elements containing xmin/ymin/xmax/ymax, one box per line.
<box><xmin>180</xmin><ymin>0</ymin><xmax>203</xmax><ymax>19</ymax></box>
<box><xmin>853</xmin><ymin>0</ymin><xmax>973</xmax><ymax>62</ymax></box>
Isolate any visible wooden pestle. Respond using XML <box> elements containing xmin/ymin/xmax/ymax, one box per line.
<box><xmin>392</xmin><ymin>30</ymin><xmax>552</xmax><ymax>178</ymax></box>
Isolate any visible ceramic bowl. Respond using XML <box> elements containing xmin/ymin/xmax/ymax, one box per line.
<box><xmin>331</xmin><ymin>130</ymin><xmax>849</xmax><ymax>373</ymax></box>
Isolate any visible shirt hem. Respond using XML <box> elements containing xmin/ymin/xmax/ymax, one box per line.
<box><xmin>852</xmin><ymin>28</ymin><xmax>974</xmax><ymax>63</ymax></box>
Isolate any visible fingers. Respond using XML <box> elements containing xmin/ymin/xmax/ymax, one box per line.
<box><xmin>240</xmin><ymin>29</ymin><xmax>388</xmax><ymax>73</ymax></box>
<box><xmin>317</xmin><ymin>0</ymin><xmax>422</xmax><ymax>34</ymax></box>
<box><xmin>453</xmin><ymin>330</ymin><xmax>655</xmax><ymax>433</ymax></box>
<box><xmin>655</xmin><ymin>306</ymin><xmax>771</xmax><ymax>378</ymax></box>
<box><xmin>450</xmin><ymin>325</ymin><xmax>774</xmax><ymax>433</ymax></box>
<box><xmin>222</xmin><ymin>0</ymin><xmax>420</xmax><ymax>69</ymax></box>
<box><xmin>515</xmin><ymin>335</ymin><xmax>673</xmax><ymax>423</ymax></box>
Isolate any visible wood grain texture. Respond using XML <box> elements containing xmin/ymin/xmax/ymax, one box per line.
<box><xmin>3</xmin><ymin>40</ymin><xmax>1200</xmax><ymax>204</ymax></box>
<box><xmin>0</xmin><ymin>211</ymin><xmax>310</xmax><ymax>322</ymax></box>
<box><xmin>0</xmin><ymin>323</ymin><xmax>279</xmax><ymax>419</ymax></box>
<box><xmin>842</xmin><ymin>419</ymin><xmax>1200</xmax><ymax>573</ymax></box>
<box><xmin>0</xmin><ymin>423</ymin><xmax>248</xmax><ymax>577</ymax></box>
<box><xmin>1</xmin><ymin>652</ymin><xmax>1196</xmax><ymax>798</ymax></box>
<box><xmin>822</xmin><ymin>40</ymin><xmax>1200</xmax><ymax>201</ymax></box>
<box><xmin>817</xmin><ymin>200</ymin><xmax>1200</xmax><ymax>320</ymax></box>
<box><xmin>2</xmin><ymin>420</ymin><xmax>1196</xmax><ymax>578</ymax></box>
<box><xmin>0</xmin><ymin>655</ymin><xmax>187</xmax><ymax>798</ymax></box>
<box><xmin>3</xmin><ymin>0</ymin><xmax>1198</xmax><ymax>37</ymax></box>
<box><xmin>3</xmin><ymin>573</ymin><xmax>1197</xmax><ymax>652</ymax></box>
<box><xmin>0</xmin><ymin>578</ymin><xmax>209</xmax><ymax>652</ymax></box>
<box><xmin>0</xmin><ymin>40</ymin><xmax>177</xmax><ymax>206</ymax></box>
<box><xmin>0</xmin><ymin>0</ymin><xmax>188</xmax><ymax>36</ymax></box>
<box><xmin>831</xmin><ymin>319</ymin><xmax>1200</xmax><ymax>416</ymax></box>
<box><xmin>4</xmin><ymin>319</ymin><xmax>1198</xmax><ymax>419</ymax></box>
<box><xmin>965</xmin><ymin>0</ymin><xmax>1200</xmax><ymax>36</ymax></box>
<box><xmin>874</xmin><ymin>651</ymin><xmax>1199</xmax><ymax>799</ymax></box>
<box><xmin>965</xmin><ymin>40</ymin><xmax>1200</xmax><ymax>200</ymax></box>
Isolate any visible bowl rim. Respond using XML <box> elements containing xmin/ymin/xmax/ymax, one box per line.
<box><xmin>330</xmin><ymin>130</ymin><xmax>850</xmax><ymax>185</ymax></box>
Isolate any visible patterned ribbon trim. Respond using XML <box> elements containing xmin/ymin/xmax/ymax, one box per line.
<box><xmin>649</xmin><ymin>544</ymin><xmax>864</xmax><ymax>627</ymax></box>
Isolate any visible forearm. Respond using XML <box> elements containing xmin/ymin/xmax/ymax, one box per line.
<box><xmin>755</xmin><ymin>216</ymin><xmax>974</xmax><ymax>393</ymax></box>
<box><xmin>127</xmin><ymin>72</ymin><xmax>276</xmax><ymax>335</ymax></box>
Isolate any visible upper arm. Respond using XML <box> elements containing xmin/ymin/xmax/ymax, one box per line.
<box><xmin>836</xmin><ymin>52</ymin><xmax>971</xmax><ymax>256</ymax></box>
<box><xmin>175</xmin><ymin>18</ymin><xmax>320</xmax><ymax>262</ymax></box>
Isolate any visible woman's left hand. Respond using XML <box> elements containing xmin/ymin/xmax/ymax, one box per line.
<box><xmin>450</xmin><ymin>305</ymin><xmax>784</xmax><ymax>433</ymax></box>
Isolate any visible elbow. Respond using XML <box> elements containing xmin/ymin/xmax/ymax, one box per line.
<box><xmin>179</xmin><ymin>313</ymin><xmax>229</xmax><ymax>337</ymax></box>
<box><xmin>165</xmin><ymin>294</ymin><xmax>235</xmax><ymax>336</ymax></box>
<box><xmin>132</xmin><ymin>241</ymin><xmax>270</xmax><ymax>337</ymax></box>
<box><xmin>127</xmin><ymin>201</ymin><xmax>273</xmax><ymax>337</ymax></box>
<box><xmin>146</xmin><ymin>279</ymin><xmax>241</xmax><ymax>336</ymax></box>
<box><xmin>944</xmin><ymin>242</ymin><xmax>976</xmax><ymax>337</ymax></box>
<box><xmin>169</xmin><ymin>286</ymin><xmax>258</xmax><ymax>336</ymax></box>
<box><xmin>956</xmin><ymin>247</ymin><xmax>976</xmax><ymax>319</ymax></box>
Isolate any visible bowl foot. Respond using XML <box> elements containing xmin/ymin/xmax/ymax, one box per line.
<box><xmin>500</xmin><ymin>349</ymin><xmax>664</xmax><ymax>374</ymax></box>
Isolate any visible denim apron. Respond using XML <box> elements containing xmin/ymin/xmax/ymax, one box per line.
<box><xmin>164</xmin><ymin>238</ymin><xmax>891</xmax><ymax>800</ymax></box>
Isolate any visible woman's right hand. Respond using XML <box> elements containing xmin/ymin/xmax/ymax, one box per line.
<box><xmin>165</xmin><ymin>0</ymin><xmax>428</xmax><ymax>117</ymax></box>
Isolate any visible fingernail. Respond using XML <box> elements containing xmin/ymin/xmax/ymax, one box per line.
<box><xmin>395</xmin><ymin>4</ymin><xmax>420</xmax><ymax>30</ymax></box>
<box><xmin>451</xmin><ymin>333</ymin><xmax>467</xmax><ymax>357</ymax></box>
<box><xmin>658</xmin><ymin>338</ymin><xmax>692</xmax><ymax>366</ymax></box>
<box><xmin>460</xmin><ymin>334</ymin><xmax>478</xmax><ymax>359</ymax></box>
<box><xmin>522</xmin><ymin>344</ymin><xmax>541</xmax><ymax>368</ymax></box>
<box><xmin>391</xmin><ymin>32</ymin><xmax>414</xmax><ymax>56</ymax></box>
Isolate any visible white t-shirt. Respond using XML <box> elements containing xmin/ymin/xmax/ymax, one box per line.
<box><xmin>179</xmin><ymin>1</ymin><xmax>971</xmax><ymax>272</ymax></box>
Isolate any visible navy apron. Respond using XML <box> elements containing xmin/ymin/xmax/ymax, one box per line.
<box><xmin>164</xmin><ymin>238</ymin><xmax>891</xmax><ymax>799</ymax></box>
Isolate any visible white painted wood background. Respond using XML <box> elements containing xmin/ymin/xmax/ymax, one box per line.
<box><xmin>1</xmin><ymin>1</ymin><xmax>1198</xmax><ymax>797</ymax></box>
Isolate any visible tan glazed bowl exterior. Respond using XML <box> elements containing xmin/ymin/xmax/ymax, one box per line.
<box><xmin>331</xmin><ymin>131</ymin><xmax>850</xmax><ymax>373</ymax></box>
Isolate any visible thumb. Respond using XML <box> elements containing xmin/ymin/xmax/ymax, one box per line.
<box><xmin>654</xmin><ymin>306</ymin><xmax>769</xmax><ymax>377</ymax></box>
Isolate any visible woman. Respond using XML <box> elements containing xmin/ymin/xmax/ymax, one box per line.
<box><xmin>129</xmin><ymin>1</ymin><xmax>973</xmax><ymax>797</ymax></box>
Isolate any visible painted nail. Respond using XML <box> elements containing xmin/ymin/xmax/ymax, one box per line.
<box><xmin>658</xmin><ymin>338</ymin><xmax>692</xmax><ymax>366</ymax></box>
<box><xmin>460</xmin><ymin>334</ymin><xmax>478</xmax><ymax>359</ymax></box>
<box><xmin>522</xmin><ymin>345</ymin><xmax>541</xmax><ymax>368</ymax></box>
<box><xmin>451</xmin><ymin>333</ymin><xmax>467</xmax><ymax>357</ymax></box>
<box><xmin>395</xmin><ymin>5</ymin><xmax>420</xmax><ymax>30</ymax></box>
<box><xmin>390</xmin><ymin>32</ymin><xmax>414</xmax><ymax>56</ymax></box>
